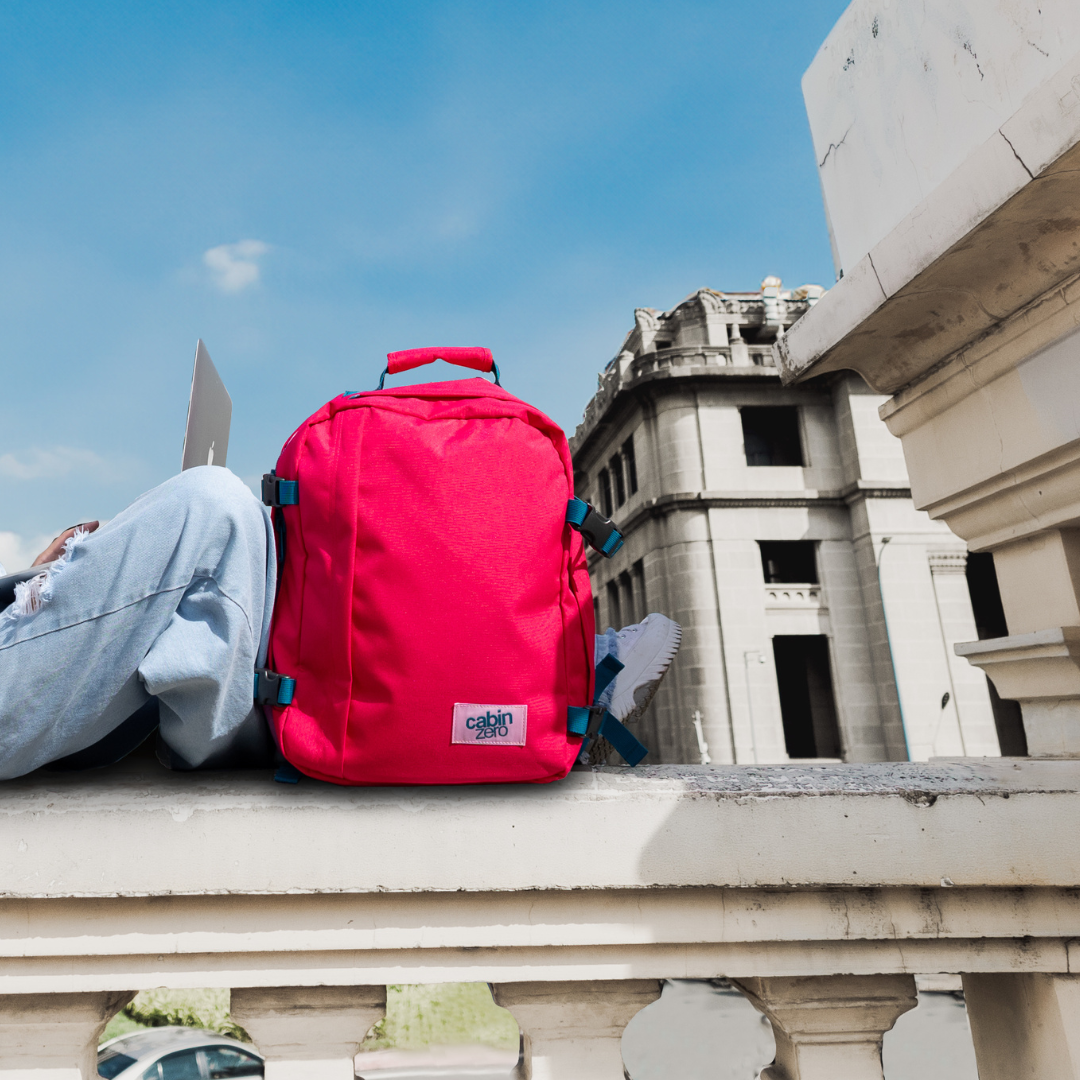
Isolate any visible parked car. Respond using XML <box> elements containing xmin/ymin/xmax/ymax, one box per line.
<box><xmin>98</xmin><ymin>1027</ymin><xmax>263</xmax><ymax>1079</ymax></box>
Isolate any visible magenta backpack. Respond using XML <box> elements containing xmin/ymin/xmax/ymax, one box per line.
<box><xmin>256</xmin><ymin>348</ymin><xmax>637</xmax><ymax>786</ymax></box>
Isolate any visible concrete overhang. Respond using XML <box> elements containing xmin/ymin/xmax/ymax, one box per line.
<box><xmin>776</xmin><ymin>47</ymin><xmax>1080</xmax><ymax>394</ymax></box>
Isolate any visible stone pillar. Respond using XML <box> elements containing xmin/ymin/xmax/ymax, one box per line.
<box><xmin>492</xmin><ymin>979</ymin><xmax>662</xmax><ymax>1080</ymax></box>
<box><xmin>963</xmin><ymin>972</ymin><xmax>1080</xmax><ymax>1079</ymax></box>
<box><xmin>956</xmin><ymin>529</ymin><xmax>1080</xmax><ymax>756</ymax></box>
<box><xmin>230</xmin><ymin>985</ymin><xmax>385</xmax><ymax>1080</ymax></box>
<box><xmin>732</xmin><ymin>974</ymin><xmax>917</xmax><ymax>1080</ymax></box>
<box><xmin>0</xmin><ymin>991</ymin><xmax>134</xmax><ymax>1079</ymax></box>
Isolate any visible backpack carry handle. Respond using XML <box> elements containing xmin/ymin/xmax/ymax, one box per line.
<box><xmin>378</xmin><ymin>347</ymin><xmax>501</xmax><ymax>389</ymax></box>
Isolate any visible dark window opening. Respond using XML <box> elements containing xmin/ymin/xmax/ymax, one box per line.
<box><xmin>966</xmin><ymin>551</ymin><xmax>1027</xmax><ymax>755</ymax></box>
<box><xmin>759</xmin><ymin>541</ymin><xmax>818</xmax><ymax>584</ymax></box>
<box><xmin>619</xmin><ymin>571</ymin><xmax>634</xmax><ymax>627</ymax></box>
<box><xmin>622</xmin><ymin>436</ymin><xmax>638</xmax><ymax>495</ymax></box>
<box><xmin>632</xmin><ymin>558</ymin><xmax>646</xmax><ymax>623</ymax></box>
<box><xmin>593</xmin><ymin>596</ymin><xmax>600</xmax><ymax>628</ymax></box>
<box><xmin>653</xmin><ymin>339</ymin><xmax>672</xmax><ymax>350</ymax></box>
<box><xmin>741</xmin><ymin>406</ymin><xmax>803</xmax><ymax>466</ymax></box>
<box><xmin>599</xmin><ymin>468</ymin><xmax>613</xmax><ymax>518</ymax></box>
<box><xmin>772</xmin><ymin>635</ymin><xmax>842</xmax><ymax>759</ymax></box>
<box><xmin>610</xmin><ymin>454</ymin><xmax>627</xmax><ymax>506</ymax></box>
<box><xmin>606</xmin><ymin>580</ymin><xmax>621</xmax><ymax>630</ymax></box>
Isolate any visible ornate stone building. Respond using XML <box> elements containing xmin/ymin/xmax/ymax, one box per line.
<box><xmin>570</xmin><ymin>279</ymin><xmax>1018</xmax><ymax>764</ymax></box>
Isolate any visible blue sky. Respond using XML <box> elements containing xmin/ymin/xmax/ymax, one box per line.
<box><xmin>0</xmin><ymin>0</ymin><xmax>848</xmax><ymax>566</ymax></box>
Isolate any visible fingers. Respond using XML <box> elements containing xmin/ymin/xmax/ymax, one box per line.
<box><xmin>30</xmin><ymin>521</ymin><xmax>100</xmax><ymax>567</ymax></box>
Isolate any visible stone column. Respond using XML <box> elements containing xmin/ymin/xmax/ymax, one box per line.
<box><xmin>230</xmin><ymin>985</ymin><xmax>385</xmax><ymax>1080</ymax></box>
<box><xmin>956</xmin><ymin>529</ymin><xmax>1080</xmax><ymax>756</ymax></box>
<box><xmin>732</xmin><ymin>974</ymin><xmax>917</xmax><ymax>1080</ymax></box>
<box><xmin>492</xmin><ymin>979</ymin><xmax>662</xmax><ymax>1080</ymax></box>
<box><xmin>963</xmin><ymin>972</ymin><xmax>1080</xmax><ymax>1079</ymax></box>
<box><xmin>0</xmin><ymin>990</ymin><xmax>134</xmax><ymax>1079</ymax></box>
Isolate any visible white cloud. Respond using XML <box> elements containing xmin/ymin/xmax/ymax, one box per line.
<box><xmin>203</xmin><ymin>239</ymin><xmax>271</xmax><ymax>293</ymax></box>
<box><xmin>0</xmin><ymin>531</ymin><xmax>56</xmax><ymax>573</ymax></box>
<box><xmin>0</xmin><ymin>446</ymin><xmax>105</xmax><ymax>481</ymax></box>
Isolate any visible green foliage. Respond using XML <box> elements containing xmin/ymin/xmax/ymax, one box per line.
<box><xmin>362</xmin><ymin>984</ymin><xmax>519</xmax><ymax>1050</ymax></box>
<box><xmin>100</xmin><ymin>984</ymin><xmax>518</xmax><ymax>1051</ymax></box>
<box><xmin>121</xmin><ymin>989</ymin><xmax>251</xmax><ymax>1042</ymax></box>
<box><xmin>101</xmin><ymin>1010</ymin><xmax>151</xmax><ymax>1042</ymax></box>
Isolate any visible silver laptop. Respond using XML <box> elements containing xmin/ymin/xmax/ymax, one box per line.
<box><xmin>1</xmin><ymin>340</ymin><xmax>232</xmax><ymax>605</ymax></box>
<box><xmin>181</xmin><ymin>339</ymin><xmax>232</xmax><ymax>470</ymax></box>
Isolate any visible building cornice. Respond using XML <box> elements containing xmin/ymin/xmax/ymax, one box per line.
<box><xmin>588</xmin><ymin>483</ymin><xmax>913</xmax><ymax>562</ymax></box>
<box><xmin>571</xmin><ymin>350</ymin><xmax>783</xmax><ymax>460</ymax></box>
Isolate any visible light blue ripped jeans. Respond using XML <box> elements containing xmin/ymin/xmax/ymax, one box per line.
<box><xmin>0</xmin><ymin>467</ymin><xmax>623</xmax><ymax>781</ymax></box>
<box><xmin>0</xmin><ymin>467</ymin><xmax>276</xmax><ymax>780</ymax></box>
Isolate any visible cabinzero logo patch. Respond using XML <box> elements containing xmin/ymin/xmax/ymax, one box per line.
<box><xmin>452</xmin><ymin>703</ymin><xmax>527</xmax><ymax>746</ymax></box>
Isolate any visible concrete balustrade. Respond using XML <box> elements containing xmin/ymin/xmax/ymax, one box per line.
<box><xmin>1</xmin><ymin>761</ymin><xmax>1079</xmax><ymax>1076</ymax></box>
<box><xmin>732</xmin><ymin>975</ymin><xmax>917</xmax><ymax>1080</ymax></box>
<box><xmin>492</xmin><ymin>980</ymin><xmax>661</xmax><ymax>1080</ymax></box>
<box><xmin>230</xmin><ymin>985</ymin><xmax>386</xmax><ymax>1080</ymax></box>
<box><xmin>0</xmin><ymin>991</ymin><xmax>133</xmax><ymax>1080</ymax></box>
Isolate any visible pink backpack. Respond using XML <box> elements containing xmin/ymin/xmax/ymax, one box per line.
<box><xmin>256</xmin><ymin>348</ymin><xmax>627</xmax><ymax>785</ymax></box>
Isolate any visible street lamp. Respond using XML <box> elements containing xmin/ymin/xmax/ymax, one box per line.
<box><xmin>744</xmin><ymin>649</ymin><xmax>767</xmax><ymax>764</ymax></box>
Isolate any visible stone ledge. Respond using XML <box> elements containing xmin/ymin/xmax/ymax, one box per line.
<box><xmin>1</xmin><ymin>760</ymin><xmax>1079</xmax><ymax>897</ymax></box>
<box><xmin>776</xmin><ymin>45</ymin><xmax>1080</xmax><ymax>394</ymax></box>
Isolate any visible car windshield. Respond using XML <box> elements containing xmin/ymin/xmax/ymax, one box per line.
<box><xmin>98</xmin><ymin>1050</ymin><xmax>138</xmax><ymax>1078</ymax></box>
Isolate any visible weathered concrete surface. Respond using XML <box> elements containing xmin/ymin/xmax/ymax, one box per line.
<box><xmin>1</xmin><ymin>761</ymin><xmax>1079</xmax><ymax>897</ymax></box>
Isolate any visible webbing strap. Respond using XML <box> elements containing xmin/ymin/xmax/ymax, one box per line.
<box><xmin>274</xmin><ymin>762</ymin><xmax>302</xmax><ymax>784</ymax></box>
<box><xmin>567</xmin><ymin>705</ymin><xmax>648</xmax><ymax>767</ymax></box>
<box><xmin>565</xmin><ymin>498</ymin><xmax>589</xmax><ymax>527</ymax></box>
<box><xmin>598</xmin><ymin>713</ymin><xmax>649</xmax><ymax>767</ymax></box>
<box><xmin>567</xmin><ymin>706</ymin><xmax>591</xmax><ymax>737</ymax></box>
<box><xmin>593</xmin><ymin>653</ymin><xmax>624</xmax><ymax>702</ymax></box>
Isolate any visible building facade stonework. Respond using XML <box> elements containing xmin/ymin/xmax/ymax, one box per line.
<box><xmin>570</xmin><ymin>280</ymin><xmax>1010</xmax><ymax>765</ymax></box>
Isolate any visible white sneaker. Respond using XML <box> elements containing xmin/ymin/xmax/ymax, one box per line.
<box><xmin>603</xmin><ymin>613</ymin><xmax>682</xmax><ymax>723</ymax></box>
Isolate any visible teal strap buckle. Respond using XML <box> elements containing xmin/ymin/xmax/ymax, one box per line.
<box><xmin>566</xmin><ymin>498</ymin><xmax>624</xmax><ymax>558</ymax></box>
<box><xmin>254</xmin><ymin>669</ymin><xmax>296</xmax><ymax>707</ymax></box>
<box><xmin>262</xmin><ymin>472</ymin><xmax>299</xmax><ymax>507</ymax></box>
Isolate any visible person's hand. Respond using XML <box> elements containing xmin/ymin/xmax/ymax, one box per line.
<box><xmin>32</xmin><ymin>521</ymin><xmax>99</xmax><ymax>567</ymax></box>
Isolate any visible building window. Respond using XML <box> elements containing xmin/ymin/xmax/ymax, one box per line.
<box><xmin>966</xmin><ymin>551</ymin><xmax>1027</xmax><ymax>755</ymax></box>
<box><xmin>593</xmin><ymin>596</ymin><xmax>600</xmax><ymax>628</ymax></box>
<box><xmin>599</xmin><ymin>468</ymin><xmax>613</xmax><ymax>518</ymax></box>
<box><xmin>622</xmin><ymin>435</ymin><xmax>638</xmax><ymax>495</ymax></box>
<box><xmin>759</xmin><ymin>541</ymin><xmax>818</xmax><ymax>583</ymax></box>
<box><xmin>610</xmin><ymin>454</ymin><xmax>626</xmax><ymax>506</ymax></box>
<box><xmin>741</xmin><ymin>406</ymin><xmax>804</xmax><ymax>466</ymax></box>
<box><xmin>772</xmin><ymin>635</ymin><xmax>841</xmax><ymax>759</ymax></box>
<box><xmin>606</xmin><ymin>580</ymin><xmax>621</xmax><ymax>629</ymax></box>
<box><xmin>654</xmin><ymin>339</ymin><xmax>672</xmax><ymax>351</ymax></box>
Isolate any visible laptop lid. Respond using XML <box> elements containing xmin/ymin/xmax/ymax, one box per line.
<box><xmin>181</xmin><ymin>339</ymin><xmax>232</xmax><ymax>471</ymax></box>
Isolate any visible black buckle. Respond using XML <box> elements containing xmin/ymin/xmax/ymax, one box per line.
<box><xmin>262</xmin><ymin>472</ymin><xmax>299</xmax><ymax>508</ymax></box>
<box><xmin>254</xmin><ymin>669</ymin><xmax>296</xmax><ymax>706</ymax></box>
<box><xmin>575</xmin><ymin>505</ymin><xmax>623</xmax><ymax>558</ymax></box>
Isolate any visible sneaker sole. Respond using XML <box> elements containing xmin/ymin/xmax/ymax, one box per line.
<box><xmin>607</xmin><ymin>615</ymin><xmax>682</xmax><ymax>723</ymax></box>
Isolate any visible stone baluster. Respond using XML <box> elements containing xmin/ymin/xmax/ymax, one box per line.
<box><xmin>732</xmin><ymin>974</ymin><xmax>917</xmax><ymax>1080</ymax></box>
<box><xmin>0</xmin><ymin>991</ymin><xmax>134</xmax><ymax>1079</ymax></box>
<box><xmin>492</xmin><ymin>979</ymin><xmax>662</xmax><ymax>1080</ymax></box>
<box><xmin>963</xmin><ymin>972</ymin><xmax>1080</xmax><ymax>1077</ymax></box>
<box><xmin>230</xmin><ymin>985</ymin><xmax>386</xmax><ymax>1080</ymax></box>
